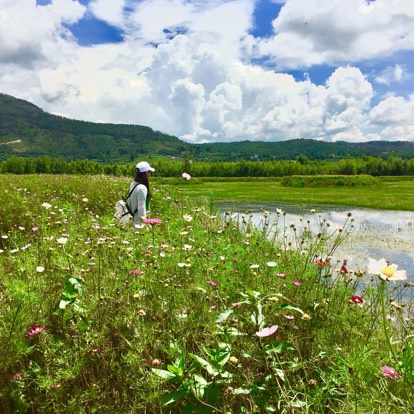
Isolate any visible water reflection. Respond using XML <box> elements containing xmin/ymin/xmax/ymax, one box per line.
<box><xmin>216</xmin><ymin>202</ymin><xmax>414</xmax><ymax>283</ymax></box>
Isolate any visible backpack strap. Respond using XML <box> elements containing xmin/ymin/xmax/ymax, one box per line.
<box><xmin>122</xmin><ymin>183</ymin><xmax>140</xmax><ymax>216</ymax></box>
<box><xmin>123</xmin><ymin>183</ymin><xmax>139</xmax><ymax>202</ymax></box>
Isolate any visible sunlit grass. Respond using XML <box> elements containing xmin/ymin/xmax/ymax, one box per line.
<box><xmin>172</xmin><ymin>178</ymin><xmax>414</xmax><ymax>211</ymax></box>
<box><xmin>0</xmin><ymin>174</ymin><xmax>413</xmax><ymax>413</ymax></box>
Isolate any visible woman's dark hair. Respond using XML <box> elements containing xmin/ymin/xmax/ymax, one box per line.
<box><xmin>134</xmin><ymin>170</ymin><xmax>152</xmax><ymax>200</ymax></box>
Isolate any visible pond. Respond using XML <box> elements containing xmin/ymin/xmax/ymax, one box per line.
<box><xmin>216</xmin><ymin>201</ymin><xmax>414</xmax><ymax>285</ymax></box>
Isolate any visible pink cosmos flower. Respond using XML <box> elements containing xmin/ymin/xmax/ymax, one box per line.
<box><xmin>182</xmin><ymin>172</ymin><xmax>191</xmax><ymax>180</ymax></box>
<box><xmin>148</xmin><ymin>358</ymin><xmax>162</xmax><ymax>365</ymax></box>
<box><xmin>128</xmin><ymin>269</ymin><xmax>143</xmax><ymax>276</ymax></box>
<box><xmin>381</xmin><ymin>365</ymin><xmax>401</xmax><ymax>379</ymax></box>
<box><xmin>32</xmin><ymin>226</ymin><xmax>39</xmax><ymax>232</ymax></box>
<box><xmin>293</xmin><ymin>280</ymin><xmax>302</xmax><ymax>286</ymax></box>
<box><xmin>88</xmin><ymin>347</ymin><xmax>102</xmax><ymax>354</ymax></box>
<box><xmin>276</xmin><ymin>272</ymin><xmax>286</xmax><ymax>278</ymax></box>
<box><xmin>206</xmin><ymin>280</ymin><xmax>218</xmax><ymax>287</ymax></box>
<box><xmin>255</xmin><ymin>325</ymin><xmax>278</xmax><ymax>337</ymax></box>
<box><xmin>11</xmin><ymin>372</ymin><xmax>22</xmax><ymax>381</ymax></box>
<box><xmin>142</xmin><ymin>218</ymin><xmax>162</xmax><ymax>226</ymax></box>
<box><xmin>232</xmin><ymin>302</ymin><xmax>243</xmax><ymax>307</ymax></box>
<box><xmin>28</xmin><ymin>325</ymin><xmax>46</xmax><ymax>336</ymax></box>
<box><xmin>349</xmin><ymin>295</ymin><xmax>364</xmax><ymax>305</ymax></box>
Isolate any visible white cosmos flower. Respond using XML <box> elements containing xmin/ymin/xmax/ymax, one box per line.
<box><xmin>266</xmin><ymin>262</ymin><xmax>277</xmax><ymax>267</ymax></box>
<box><xmin>36</xmin><ymin>266</ymin><xmax>45</xmax><ymax>273</ymax></box>
<box><xmin>56</xmin><ymin>237</ymin><xmax>68</xmax><ymax>245</ymax></box>
<box><xmin>183</xmin><ymin>214</ymin><xmax>193</xmax><ymax>222</ymax></box>
<box><xmin>367</xmin><ymin>258</ymin><xmax>407</xmax><ymax>282</ymax></box>
<box><xmin>250</xmin><ymin>264</ymin><xmax>260</xmax><ymax>269</ymax></box>
<box><xmin>42</xmin><ymin>202</ymin><xmax>52</xmax><ymax>209</ymax></box>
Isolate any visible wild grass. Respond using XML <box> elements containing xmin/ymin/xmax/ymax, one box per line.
<box><xmin>0</xmin><ymin>174</ymin><xmax>413</xmax><ymax>413</ymax></box>
<box><xmin>171</xmin><ymin>178</ymin><xmax>414</xmax><ymax>211</ymax></box>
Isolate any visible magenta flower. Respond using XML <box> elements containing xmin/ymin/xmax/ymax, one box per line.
<box><xmin>128</xmin><ymin>269</ymin><xmax>143</xmax><ymax>276</ymax></box>
<box><xmin>255</xmin><ymin>325</ymin><xmax>278</xmax><ymax>337</ymax></box>
<box><xmin>293</xmin><ymin>280</ymin><xmax>302</xmax><ymax>286</ymax></box>
<box><xmin>206</xmin><ymin>280</ymin><xmax>218</xmax><ymax>287</ymax></box>
<box><xmin>340</xmin><ymin>265</ymin><xmax>349</xmax><ymax>274</ymax></box>
<box><xmin>349</xmin><ymin>295</ymin><xmax>364</xmax><ymax>305</ymax></box>
<box><xmin>142</xmin><ymin>218</ymin><xmax>162</xmax><ymax>226</ymax></box>
<box><xmin>28</xmin><ymin>324</ymin><xmax>46</xmax><ymax>336</ymax></box>
<box><xmin>381</xmin><ymin>365</ymin><xmax>401</xmax><ymax>379</ymax></box>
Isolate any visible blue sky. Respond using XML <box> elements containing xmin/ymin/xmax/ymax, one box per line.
<box><xmin>1</xmin><ymin>0</ymin><xmax>414</xmax><ymax>143</ymax></box>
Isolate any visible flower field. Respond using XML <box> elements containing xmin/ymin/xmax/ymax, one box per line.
<box><xmin>0</xmin><ymin>174</ymin><xmax>413</xmax><ymax>413</ymax></box>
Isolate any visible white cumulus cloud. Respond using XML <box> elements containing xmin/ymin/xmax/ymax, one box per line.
<box><xmin>0</xmin><ymin>0</ymin><xmax>414</xmax><ymax>143</ymax></box>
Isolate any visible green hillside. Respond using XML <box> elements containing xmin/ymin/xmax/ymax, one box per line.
<box><xmin>0</xmin><ymin>93</ymin><xmax>188</xmax><ymax>162</ymax></box>
<box><xmin>1</xmin><ymin>93</ymin><xmax>414</xmax><ymax>162</ymax></box>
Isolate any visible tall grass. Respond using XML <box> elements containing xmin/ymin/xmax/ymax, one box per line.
<box><xmin>0</xmin><ymin>174</ymin><xmax>413</xmax><ymax>413</ymax></box>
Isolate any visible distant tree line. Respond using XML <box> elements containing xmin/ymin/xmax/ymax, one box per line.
<box><xmin>1</xmin><ymin>155</ymin><xmax>414</xmax><ymax>177</ymax></box>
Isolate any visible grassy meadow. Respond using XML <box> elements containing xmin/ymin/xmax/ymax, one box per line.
<box><xmin>170</xmin><ymin>177</ymin><xmax>414</xmax><ymax>211</ymax></box>
<box><xmin>0</xmin><ymin>174</ymin><xmax>413</xmax><ymax>413</ymax></box>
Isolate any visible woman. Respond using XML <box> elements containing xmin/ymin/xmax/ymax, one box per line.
<box><xmin>128</xmin><ymin>161</ymin><xmax>155</xmax><ymax>225</ymax></box>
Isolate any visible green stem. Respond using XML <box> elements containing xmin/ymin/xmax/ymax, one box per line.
<box><xmin>380</xmin><ymin>279</ymin><xmax>397</xmax><ymax>361</ymax></box>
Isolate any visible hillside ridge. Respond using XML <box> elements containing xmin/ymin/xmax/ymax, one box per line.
<box><xmin>1</xmin><ymin>93</ymin><xmax>413</xmax><ymax>162</ymax></box>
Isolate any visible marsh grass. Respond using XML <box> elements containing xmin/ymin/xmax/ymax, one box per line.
<box><xmin>171</xmin><ymin>178</ymin><xmax>414</xmax><ymax>211</ymax></box>
<box><xmin>0</xmin><ymin>174</ymin><xmax>413</xmax><ymax>413</ymax></box>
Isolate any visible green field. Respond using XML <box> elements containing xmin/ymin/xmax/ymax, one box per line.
<box><xmin>172</xmin><ymin>178</ymin><xmax>414</xmax><ymax>211</ymax></box>
<box><xmin>0</xmin><ymin>175</ymin><xmax>413</xmax><ymax>413</ymax></box>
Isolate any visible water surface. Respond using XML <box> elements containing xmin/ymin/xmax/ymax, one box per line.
<box><xmin>216</xmin><ymin>201</ymin><xmax>414</xmax><ymax>282</ymax></box>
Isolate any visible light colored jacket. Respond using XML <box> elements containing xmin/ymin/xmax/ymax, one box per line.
<box><xmin>128</xmin><ymin>182</ymin><xmax>147</xmax><ymax>225</ymax></box>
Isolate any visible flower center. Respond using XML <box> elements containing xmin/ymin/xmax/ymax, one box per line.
<box><xmin>381</xmin><ymin>266</ymin><xmax>395</xmax><ymax>278</ymax></box>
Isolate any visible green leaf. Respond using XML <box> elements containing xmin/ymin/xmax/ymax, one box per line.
<box><xmin>215</xmin><ymin>309</ymin><xmax>233</xmax><ymax>324</ymax></box>
<box><xmin>190</xmin><ymin>354</ymin><xmax>218</xmax><ymax>377</ymax></box>
<box><xmin>161</xmin><ymin>388</ymin><xmax>188</xmax><ymax>405</ymax></box>
<box><xmin>59</xmin><ymin>300</ymin><xmax>71</xmax><ymax>309</ymax></box>
<box><xmin>193</xmin><ymin>374</ymin><xmax>208</xmax><ymax>385</ymax></box>
<box><xmin>264</xmin><ymin>341</ymin><xmax>295</xmax><ymax>355</ymax></box>
<box><xmin>152</xmin><ymin>368</ymin><xmax>176</xmax><ymax>380</ymax></box>
<box><xmin>232</xmin><ymin>387</ymin><xmax>251</xmax><ymax>394</ymax></box>
<box><xmin>167</xmin><ymin>364</ymin><xmax>183</xmax><ymax>377</ymax></box>
<box><xmin>272</xmin><ymin>304</ymin><xmax>304</xmax><ymax>314</ymax></box>
<box><xmin>274</xmin><ymin>368</ymin><xmax>286</xmax><ymax>381</ymax></box>
<box><xmin>76</xmin><ymin>319</ymin><xmax>89</xmax><ymax>332</ymax></box>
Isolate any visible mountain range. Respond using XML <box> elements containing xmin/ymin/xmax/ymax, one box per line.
<box><xmin>1</xmin><ymin>93</ymin><xmax>413</xmax><ymax>163</ymax></box>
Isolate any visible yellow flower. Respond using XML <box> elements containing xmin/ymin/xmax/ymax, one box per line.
<box><xmin>229</xmin><ymin>356</ymin><xmax>238</xmax><ymax>363</ymax></box>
